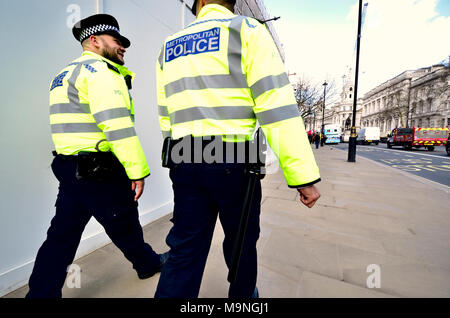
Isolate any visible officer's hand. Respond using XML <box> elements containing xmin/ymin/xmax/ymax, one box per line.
<box><xmin>297</xmin><ymin>185</ymin><xmax>320</xmax><ymax>208</ymax></box>
<box><xmin>131</xmin><ymin>179</ymin><xmax>145</xmax><ymax>201</ymax></box>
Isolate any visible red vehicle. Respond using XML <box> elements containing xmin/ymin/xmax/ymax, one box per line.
<box><xmin>387</xmin><ymin>127</ymin><xmax>449</xmax><ymax>151</ymax></box>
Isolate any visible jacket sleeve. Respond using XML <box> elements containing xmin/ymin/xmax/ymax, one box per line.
<box><xmin>244</xmin><ymin>20</ymin><xmax>320</xmax><ymax>187</ymax></box>
<box><xmin>86</xmin><ymin>63</ymin><xmax>150</xmax><ymax>180</ymax></box>
<box><xmin>156</xmin><ymin>47</ymin><xmax>172</xmax><ymax>138</ymax></box>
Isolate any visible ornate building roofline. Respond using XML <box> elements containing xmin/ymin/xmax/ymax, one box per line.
<box><xmin>410</xmin><ymin>65</ymin><xmax>449</xmax><ymax>89</ymax></box>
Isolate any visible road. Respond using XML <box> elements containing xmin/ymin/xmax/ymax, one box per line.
<box><xmin>329</xmin><ymin>142</ymin><xmax>450</xmax><ymax>187</ymax></box>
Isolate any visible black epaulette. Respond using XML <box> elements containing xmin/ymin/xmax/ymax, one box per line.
<box><xmin>255</xmin><ymin>16</ymin><xmax>281</xmax><ymax>24</ymax></box>
<box><xmin>124</xmin><ymin>75</ymin><xmax>132</xmax><ymax>90</ymax></box>
<box><xmin>106</xmin><ymin>62</ymin><xmax>120</xmax><ymax>74</ymax></box>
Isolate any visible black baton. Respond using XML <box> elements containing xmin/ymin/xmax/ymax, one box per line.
<box><xmin>227</xmin><ymin>167</ymin><xmax>260</xmax><ymax>284</ymax></box>
<box><xmin>227</xmin><ymin>128</ymin><xmax>266</xmax><ymax>284</ymax></box>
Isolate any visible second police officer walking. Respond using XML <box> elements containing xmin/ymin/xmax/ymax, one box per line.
<box><xmin>26</xmin><ymin>14</ymin><xmax>168</xmax><ymax>298</ymax></box>
<box><xmin>155</xmin><ymin>0</ymin><xmax>321</xmax><ymax>298</ymax></box>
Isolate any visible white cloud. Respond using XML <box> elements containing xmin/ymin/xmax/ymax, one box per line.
<box><xmin>277</xmin><ymin>0</ymin><xmax>450</xmax><ymax>97</ymax></box>
<box><xmin>279</xmin><ymin>19</ymin><xmax>355</xmax><ymax>89</ymax></box>
<box><xmin>349</xmin><ymin>0</ymin><xmax>450</xmax><ymax>94</ymax></box>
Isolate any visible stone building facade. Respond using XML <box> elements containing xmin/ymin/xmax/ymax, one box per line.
<box><xmin>304</xmin><ymin>68</ymin><xmax>362</xmax><ymax>134</ymax></box>
<box><xmin>409</xmin><ymin>66</ymin><xmax>450</xmax><ymax>129</ymax></box>
<box><xmin>361</xmin><ymin>62</ymin><xmax>450</xmax><ymax>138</ymax></box>
<box><xmin>329</xmin><ymin>68</ymin><xmax>363</xmax><ymax>134</ymax></box>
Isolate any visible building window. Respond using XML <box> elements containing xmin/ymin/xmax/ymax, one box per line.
<box><xmin>349</xmin><ymin>94</ymin><xmax>352</xmax><ymax>99</ymax></box>
<box><xmin>418</xmin><ymin>119</ymin><xmax>422</xmax><ymax>127</ymax></box>
<box><xmin>442</xmin><ymin>118</ymin><xmax>445</xmax><ymax>127</ymax></box>
<box><xmin>349</xmin><ymin>87</ymin><xmax>353</xmax><ymax>91</ymax></box>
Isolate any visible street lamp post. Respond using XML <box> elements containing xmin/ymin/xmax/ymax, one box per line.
<box><xmin>348</xmin><ymin>0</ymin><xmax>363</xmax><ymax>162</ymax></box>
<box><xmin>321</xmin><ymin>81</ymin><xmax>328</xmax><ymax>146</ymax></box>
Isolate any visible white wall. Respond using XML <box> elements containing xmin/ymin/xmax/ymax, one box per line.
<box><xmin>0</xmin><ymin>0</ymin><xmax>281</xmax><ymax>296</ymax></box>
<box><xmin>0</xmin><ymin>0</ymin><xmax>195</xmax><ymax>297</ymax></box>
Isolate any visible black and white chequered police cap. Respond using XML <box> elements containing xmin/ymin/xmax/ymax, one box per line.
<box><xmin>72</xmin><ymin>14</ymin><xmax>130</xmax><ymax>48</ymax></box>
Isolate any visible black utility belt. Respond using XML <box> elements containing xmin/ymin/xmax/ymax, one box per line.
<box><xmin>161</xmin><ymin>132</ymin><xmax>267</xmax><ymax>178</ymax></box>
<box><xmin>53</xmin><ymin>151</ymin><xmax>127</xmax><ymax>182</ymax></box>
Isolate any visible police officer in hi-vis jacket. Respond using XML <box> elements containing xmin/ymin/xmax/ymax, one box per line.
<box><xmin>155</xmin><ymin>0</ymin><xmax>321</xmax><ymax>298</ymax></box>
<box><xmin>26</xmin><ymin>14</ymin><xmax>168</xmax><ymax>298</ymax></box>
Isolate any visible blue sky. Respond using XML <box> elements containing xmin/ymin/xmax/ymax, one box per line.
<box><xmin>263</xmin><ymin>0</ymin><xmax>450</xmax><ymax>98</ymax></box>
<box><xmin>436</xmin><ymin>0</ymin><xmax>450</xmax><ymax>15</ymax></box>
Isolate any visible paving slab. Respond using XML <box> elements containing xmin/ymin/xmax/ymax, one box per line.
<box><xmin>297</xmin><ymin>271</ymin><xmax>396</xmax><ymax>298</ymax></box>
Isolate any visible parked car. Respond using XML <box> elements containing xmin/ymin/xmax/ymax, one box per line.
<box><xmin>356</xmin><ymin>127</ymin><xmax>380</xmax><ymax>145</ymax></box>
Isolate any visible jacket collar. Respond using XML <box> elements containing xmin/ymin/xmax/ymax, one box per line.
<box><xmin>81</xmin><ymin>50</ymin><xmax>135</xmax><ymax>79</ymax></box>
<box><xmin>197</xmin><ymin>4</ymin><xmax>235</xmax><ymax>19</ymax></box>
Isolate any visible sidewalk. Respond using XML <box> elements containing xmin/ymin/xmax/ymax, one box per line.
<box><xmin>5</xmin><ymin>145</ymin><xmax>450</xmax><ymax>298</ymax></box>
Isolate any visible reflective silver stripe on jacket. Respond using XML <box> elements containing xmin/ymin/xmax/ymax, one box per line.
<box><xmin>49</xmin><ymin>103</ymin><xmax>90</xmax><ymax>114</ymax></box>
<box><xmin>158</xmin><ymin>105</ymin><xmax>169</xmax><ymax>117</ymax></box>
<box><xmin>51</xmin><ymin>123</ymin><xmax>101</xmax><ymax>133</ymax></box>
<box><xmin>93</xmin><ymin>107</ymin><xmax>131</xmax><ymax>123</ymax></box>
<box><xmin>165</xmin><ymin>74</ymin><xmax>247</xmax><ymax>98</ymax></box>
<box><xmin>170</xmin><ymin>106</ymin><xmax>255</xmax><ymax>125</ymax></box>
<box><xmin>256</xmin><ymin>104</ymin><xmax>301</xmax><ymax>126</ymax></box>
<box><xmin>250</xmin><ymin>73</ymin><xmax>290</xmax><ymax>99</ymax></box>
<box><xmin>104</xmin><ymin>127</ymin><xmax>137</xmax><ymax>141</ymax></box>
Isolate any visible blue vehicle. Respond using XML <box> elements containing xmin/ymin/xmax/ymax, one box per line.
<box><xmin>324</xmin><ymin>124</ymin><xmax>341</xmax><ymax>144</ymax></box>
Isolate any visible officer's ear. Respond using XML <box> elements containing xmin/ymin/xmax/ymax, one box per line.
<box><xmin>197</xmin><ymin>0</ymin><xmax>206</xmax><ymax>16</ymax></box>
<box><xmin>89</xmin><ymin>35</ymin><xmax>102</xmax><ymax>50</ymax></box>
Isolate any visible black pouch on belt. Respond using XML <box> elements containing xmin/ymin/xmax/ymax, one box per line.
<box><xmin>76</xmin><ymin>151</ymin><xmax>126</xmax><ymax>182</ymax></box>
<box><xmin>246</xmin><ymin>128</ymin><xmax>267</xmax><ymax>180</ymax></box>
<box><xmin>161</xmin><ymin>137</ymin><xmax>172</xmax><ymax>168</ymax></box>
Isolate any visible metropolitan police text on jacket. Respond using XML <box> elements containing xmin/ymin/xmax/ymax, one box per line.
<box><xmin>165</xmin><ymin>28</ymin><xmax>221</xmax><ymax>62</ymax></box>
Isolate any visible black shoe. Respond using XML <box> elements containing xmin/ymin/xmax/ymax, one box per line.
<box><xmin>137</xmin><ymin>252</ymin><xmax>170</xmax><ymax>280</ymax></box>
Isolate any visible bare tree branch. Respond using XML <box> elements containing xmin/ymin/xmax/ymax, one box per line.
<box><xmin>292</xmin><ymin>76</ymin><xmax>338</xmax><ymax>122</ymax></box>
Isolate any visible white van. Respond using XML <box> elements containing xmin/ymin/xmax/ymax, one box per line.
<box><xmin>357</xmin><ymin>127</ymin><xmax>380</xmax><ymax>145</ymax></box>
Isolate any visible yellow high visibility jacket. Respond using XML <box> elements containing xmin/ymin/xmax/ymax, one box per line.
<box><xmin>156</xmin><ymin>4</ymin><xmax>320</xmax><ymax>187</ymax></box>
<box><xmin>50</xmin><ymin>51</ymin><xmax>150</xmax><ymax>180</ymax></box>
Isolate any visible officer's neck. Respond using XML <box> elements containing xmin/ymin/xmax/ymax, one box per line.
<box><xmin>82</xmin><ymin>49</ymin><xmax>124</xmax><ymax>68</ymax></box>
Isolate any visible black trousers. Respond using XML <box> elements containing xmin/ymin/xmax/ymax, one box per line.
<box><xmin>26</xmin><ymin>155</ymin><xmax>160</xmax><ymax>298</ymax></box>
<box><xmin>155</xmin><ymin>163</ymin><xmax>261</xmax><ymax>298</ymax></box>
